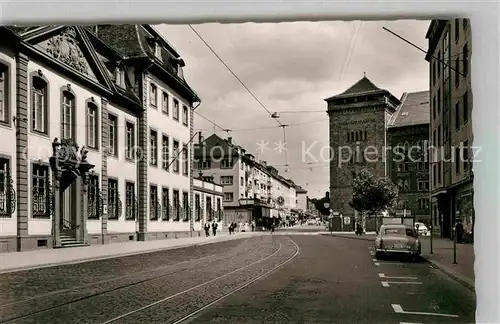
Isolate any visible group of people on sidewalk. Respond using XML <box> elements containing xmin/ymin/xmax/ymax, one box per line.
<box><xmin>228</xmin><ymin>221</ymin><xmax>255</xmax><ymax>235</ymax></box>
<box><xmin>204</xmin><ymin>221</ymin><xmax>219</xmax><ymax>237</ymax></box>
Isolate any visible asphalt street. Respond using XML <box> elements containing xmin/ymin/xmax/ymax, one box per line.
<box><xmin>0</xmin><ymin>229</ymin><xmax>475</xmax><ymax>324</ymax></box>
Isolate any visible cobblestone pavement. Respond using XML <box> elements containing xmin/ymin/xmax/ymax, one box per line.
<box><xmin>0</xmin><ymin>233</ymin><xmax>475</xmax><ymax>324</ymax></box>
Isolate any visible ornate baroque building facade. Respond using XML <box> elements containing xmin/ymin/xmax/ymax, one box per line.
<box><xmin>0</xmin><ymin>25</ymin><xmax>202</xmax><ymax>252</ymax></box>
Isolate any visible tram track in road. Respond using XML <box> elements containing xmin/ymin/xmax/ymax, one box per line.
<box><xmin>0</xmin><ymin>237</ymin><xmax>277</xmax><ymax>324</ymax></box>
<box><xmin>101</xmin><ymin>236</ymin><xmax>300</xmax><ymax>324</ymax></box>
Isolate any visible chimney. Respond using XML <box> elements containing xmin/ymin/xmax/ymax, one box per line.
<box><xmin>227</xmin><ymin>137</ymin><xmax>232</xmax><ymax>144</ymax></box>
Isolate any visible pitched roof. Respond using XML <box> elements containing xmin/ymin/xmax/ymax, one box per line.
<box><xmin>325</xmin><ymin>75</ymin><xmax>386</xmax><ymax>101</ymax></box>
<box><xmin>389</xmin><ymin>90</ymin><xmax>430</xmax><ymax>128</ymax></box>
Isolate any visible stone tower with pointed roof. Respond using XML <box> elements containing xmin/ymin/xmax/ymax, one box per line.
<box><xmin>325</xmin><ymin>76</ymin><xmax>400</xmax><ymax>228</ymax></box>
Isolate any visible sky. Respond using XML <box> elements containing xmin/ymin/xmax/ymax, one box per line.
<box><xmin>155</xmin><ymin>19</ymin><xmax>430</xmax><ymax>199</ymax></box>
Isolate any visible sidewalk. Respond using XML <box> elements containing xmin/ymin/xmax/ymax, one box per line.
<box><xmin>420</xmin><ymin>236</ymin><xmax>475</xmax><ymax>291</ymax></box>
<box><xmin>0</xmin><ymin>232</ymin><xmax>264</xmax><ymax>274</ymax></box>
<box><xmin>321</xmin><ymin>232</ymin><xmax>377</xmax><ymax>241</ymax></box>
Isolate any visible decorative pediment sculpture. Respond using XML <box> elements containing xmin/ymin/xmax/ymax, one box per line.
<box><xmin>50</xmin><ymin>137</ymin><xmax>95</xmax><ymax>179</ymax></box>
<box><xmin>45</xmin><ymin>27</ymin><xmax>89</xmax><ymax>75</ymax></box>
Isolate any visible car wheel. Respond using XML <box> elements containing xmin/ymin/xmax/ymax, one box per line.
<box><xmin>375</xmin><ymin>251</ymin><xmax>384</xmax><ymax>260</ymax></box>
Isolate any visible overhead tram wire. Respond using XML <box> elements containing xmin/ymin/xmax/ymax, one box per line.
<box><xmin>382</xmin><ymin>26</ymin><xmax>465</xmax><ymax>77</ymax></box>
<box><xmin>189</xmin><ymin>24</ymin><xmax>295</xmax><ymax>169</ymax></box>
<box><xmin>188</xmin><ymin>25</ymin><xmax>283</xmax><ymax>127</ymax></box>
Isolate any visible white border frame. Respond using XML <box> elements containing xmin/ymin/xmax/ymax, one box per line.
<box><xmin>0</xmin><ymin>0</ymin><xmax>497</xmax><ymax>322</ymax></box>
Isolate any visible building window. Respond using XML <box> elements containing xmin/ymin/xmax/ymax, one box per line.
<box><xmin>455</xmin><ymin>146</ymin><xmax>461</xmax><ymax>174</ymax></box>
<box><xmin>86</xmin><ymin>103</ymin><xmax>99</xmax><ymax>149</ymax></box>
<box><xmin>437</xmin><ymin>51</ymin><xmax>441</xmax><ymax>77</ymax></box>
<box><xmin>455</xmin><ymin>19</ymin><xmax>460</xmax><ymax>41</ymax></box>
<box><xmin>455</xmin><ymin>57</ymin><xmax>460</xmax><ymax>87</ymax></box>
<box><xmin>173</xmin><ymin>190</ymin><xmax>180</xmax><ymax>221</ymax></box>
<box><xmin>463</xmin><ymin>91</ymin><xmax>469</xmax><ymax>123</ymax></box>
<box><xmin>108</xmin><ymin>179</ymin><xmax>120</xmax><ymax>220</ymax></box>
<box><xmin>150</xmin><ymin>83</ymin><xmax>157</xmax><ymax>107</ymax></box>
<box><xmin>182</xmin><ymin>105</ymin><xmax>189</xmax><ymax>126</ymax></box>
<box><xmin>32</xmin><ymin>76</ymin><xmax>48</xmax><ymax>133</ymax></box>
<box><xmin>195</xmin><ymin>194</ymin><xmax>201</xmax><ymax>221</ymax></box>
<box><xmin>125</xmin><ymin>182</ymin><xmax>136</xmax><ymax>220</ymax></box>
<box><xmin>108</xmin><ymin>114</ymin><xmax>118</xmax><ymax>157</ymax></box>
<box><xmin>125</xmin><ymin>122</ymin><xmax>135</xmax><ymax>160</ymax></box>
<box><xmin>87</xmin><ymin>175</ymin><xmax>100</xmax><ymax>220</ymax></box>
<box><xmin>115</xmin><ymin>67</ymin><xmax>124</xmax><ymax>87</ymax></box>
<box><xmin>162</xmin><ymin>135</ymin><xmax>169</xmax><ymax>171</ymax></box>
<box><xmin>176</xmin><ymin>63</ymin><xmax>184</xmax><ymax>79</ymax></box>
<box><xmin>32</xmin><ymin>164</ymin><xmax>50</xmax><ymax>218</ymax></box>
<box><xmin>206</xmin><ymin>196</ymin><xmax>212</xmax><ymax>221</ymax></box>
<box><xmin>463</xmin><ymin>44</ymin><xmax>469</xmax><ymax>76</ymax></box>
<box><xmin>0</xmin><ymin>158</ymin><xmax>11</xmax><ymax>217</ymax></box>
<box><xmin>221</xmin><ymin>159</ymin><xmax>233</xmax><ymax>169</ymax></box>
<box><xmin>437</xmin><ymin>88</ymin><xmax>441</xmax><ymax>114</ymax></box>
<box><xmin>455</xmin><ymin>102</ymin><xmax>460</xmax><ymax>130</ymax></box>
<box><xmin>182</xmin><ymin>143</ymin><xmax>189</xmax><ymax>176</ymax></box>
<box><xmin>463</xmin><ymin>19</ymin><xmax>468</xmax><ymax>30</ymax></box>
<box><xmin>162</xmin><ymin>92</ymin><xmax>169</xmax><ymax>114</ymax></box>
<box><xmin>173</xmin><ymin>99</ymin><xmax>179</xmax><ymax>120</ymax></box>
<box><xmin>173</xmin><ymin>140</ymin><xmax>180</xmax><ymax>173</ymax></box>
<box><xmin>61</xmin><ymin>91</ymin><xmax>75</xmax><ymax>139</ymax></box>
<box><xmin>150</xmin><ymin>185</ymin><xmax>159</xmax><ymax>220</ymax></box>
<box><xmin>417</xmin><ymin>179</ymin><xmax>429</xmax><ymax>191</ymax></box>
<box><xmin>437</xmin><ymin>125</ymin><xmax>441</xmax><ymax>146</ymax></box>
<box><xmin>432</xmin><ymin>164</ymin><xmax>437</xmax><ymax>186</ymax></box>
<box><xmin>463</xmin><ymin>140</ymin><xmax>469</xmax><ymax>171</ymax></box>
<box><xmin>0</xmin><ymin>65</ymin><xmax>7</xmax><ymax>124</ymax></box>
<box><xmin>432</xmin><ymin>96</ymin><xmax>436</xmax><ymax>120</ymax></box>
<box><xmin>161</xmin><ymin>187</ymin><xmax>170</xmax><ymax>220</ymax></box>
<box><xmin>432</xmin><ymin>59</ymin><xmax>436</xmax><ymax>85</ymax></box>
<box><xmin>221</xmin><ymin>176</ymin><xmax>233</xmax><ymax>185</ymax></box>
<box><xmin>418</xmin><ymin>198</ymin><xmax>430</xmax><ymax>211</ymax></box>
<box><xmin>224</xmin><ymin>192</ymin><xmax>233</xmax><ymax>202</ymax></box>
<box><xmin>150</xmin><ymin>129</ymin><xmax>158</xmax><ymax>166</ymax></box>
<box><xmin>154</xmin><ymin>42</ymin><xmax>162</xmax><ymax>60</ymax></box>
<box><xmin>200</xmin><ymin>160</ymin><xmax>211</xmax><ymax>169</ymax></box>
<box><xmin>183</xmin><ymin>192</ymin><xmax>189</xmax><ymax>221</ymax></box>
<box><xmin>438</xmin><ymin>161</ymin><xmax>442</xmax><ymax>183</ymax></box>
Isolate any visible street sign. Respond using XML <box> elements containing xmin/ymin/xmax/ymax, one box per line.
<box><xmin>332</xmin><ymin>212</ymin><xmax>340</xmax><ymax>216</ymax></box>
<box><xmin>343</xmin><ymin>216</ymin><xmax>351</xmax><ymax>225</ymax></box>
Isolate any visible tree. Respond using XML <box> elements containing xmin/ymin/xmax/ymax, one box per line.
<box><xmin>349</xmin><ymin>169</ymin><xmax>399</xmax><ymax>232</ymax></box>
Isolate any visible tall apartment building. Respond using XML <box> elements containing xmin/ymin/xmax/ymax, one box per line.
<box><xmin>425</xmin><ymin>19</ymin><xmax>473</xmax><ymax>239</ymax></box>
<box><xmin>193</xmin><ymin>134</ymin><xmax>301</xmax><ymax>229</ymax></box>
<box><xmin>0</xmin><ymin>25</ymin><xmax>201</xmax><ymax>252</ymax></box>
<box><xmin>387</xmin><ymin>91</ymin><xmax>431</xmax><ymax>224</ymax></box>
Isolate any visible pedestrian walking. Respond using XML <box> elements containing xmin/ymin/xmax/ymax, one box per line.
<box><xmin>251</xmin><ymin>221</ymin><xmax>255</xmax><ymax>232</ymax></box>
<box><xmin>271</xmin><ymin>222</ymin><xmax>275</xmax><ymax>234</ymax></box>
<box><xmin>455</xmin><ymin>221</ymin><xmax>464</xmax><ymax>243</ymax></box>
<box><xmin>204</xmin><ymin>223</ymin><xmax>211</xmax><ymax>237</ymax></box>
<box><xmin>212</xmin><ymin>222</ymin><xmax>218</xmax><ymax>236</ymax></box>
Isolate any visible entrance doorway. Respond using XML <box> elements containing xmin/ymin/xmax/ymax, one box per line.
<box><xmin>59</xmin><ymin>168</ymin><xmax>80</xmax><ymax>240</ymax></box>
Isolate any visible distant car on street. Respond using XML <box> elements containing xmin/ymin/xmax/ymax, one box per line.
<box><xmin>414</xmin><ymin>222</ymin><xmax>429</xmax><ymax>236</ymax></box>
<box><xmin>374</xmin><ymin>224</ymin><xmax>421</xmax><ymax>261</ymax></box>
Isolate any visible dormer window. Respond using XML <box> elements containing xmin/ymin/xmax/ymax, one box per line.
<box><xmin>154</xmin><ymin>42</ymin><xmax>162</xmax><ymax>61</ymax></box>
<box><xmin>177</xmin><ymin>64</ymin><xmax>183</xmax><ymax>78</ymax></box>
<box><xmin>115</xmin><ymin>66</ymin><xmax>124</xmax><ymax>87</ymax></box>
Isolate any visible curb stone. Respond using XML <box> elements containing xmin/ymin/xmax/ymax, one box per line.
<box><xmin>421</xmin><ymin>255</ymin><xmax>475</xmax><ymax>293</ymax></box>
<box><xmin>0</xmin><ymin>233</ymin><xmax>264</xmax><ymax>275</ymax></box>
<box><xmin>321</xmin><ymin>233</ymin><xmax>376</xmax><ymax>242</ymax></box>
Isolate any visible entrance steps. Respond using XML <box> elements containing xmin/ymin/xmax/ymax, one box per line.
<box><xmin>58</xmin><ymin>233</ymin><xmax>89</xmax><ymax>248</ymax></box>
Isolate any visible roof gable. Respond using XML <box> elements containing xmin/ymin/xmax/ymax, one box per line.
<box><xmin>325</xmin><ymin>75</ymin><xmax>386</xmax><ymax>101</ymax></box>
<box><xmin>22</xmin><ymin>26</ymin><xmax>115</xmax><ymax>91</ymax></box>
<box><xmin>389</xmin><ymin>90</ymin><xmax>430</xmax><ymax>128</ymax></box>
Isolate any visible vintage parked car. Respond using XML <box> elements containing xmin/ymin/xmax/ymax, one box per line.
<box><xmin>374</xmin><ymin>224</ymin><xmax>421</xmax><ymax>261</ymax></box>
<box><xmin>414</xmin><ymin>222</ymin><xmax>429</xmax><ymax>236</ymax></box>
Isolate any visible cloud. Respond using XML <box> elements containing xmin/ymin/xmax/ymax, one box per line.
<box><xmin>156</xmin><ymin>19</ymin><xmax>430</xmax><ymax>197</ymax></box>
